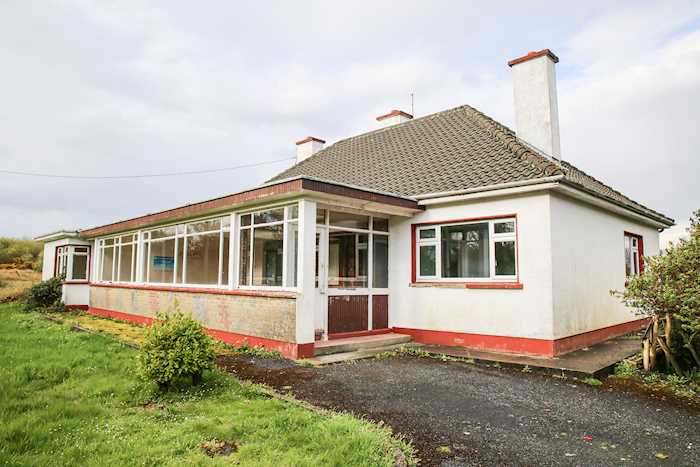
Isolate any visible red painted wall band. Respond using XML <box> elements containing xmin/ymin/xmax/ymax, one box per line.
<box><xmin>86</xmin><ymin>307</ymin><xmax>314</xmax><ymax>359</ymax></box>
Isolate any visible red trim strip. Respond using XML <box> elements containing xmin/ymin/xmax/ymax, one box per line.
<box><xmin>66</xmin><ymin>304</ymin><xmax>89</xmax><ymax>311</ymax></box>
<box><xmin>376</xmin><ymin>109</ymin><xmax>413</xmax><ymax>121</ymax></box>
<box><xmin>394</xmin><ymin>318</ymin><xmax>649</xmax><ymax>357</ymax></box>
<box><xmin>86</xmin><ymin>307</ymin><xmax>314</xmax><ymax>359</ymax></box>
<box><xmin>327</xmin><ymin>328</ymin><xmax>392</xmax><ymax>340</ymax></box>
<box><xmin>89</xmin><ymin>282</ymin><xmax>297</xmax><ymax>299</ymax></box>
<box><xmin>410</xmin><ymin>282</ymin><xmax>523</xmax><ymax>289</ymax></box>
<box><xmin>507</xmin><ymin>49</ymin><xmax>559</xmax><ymax>67</ymax></box>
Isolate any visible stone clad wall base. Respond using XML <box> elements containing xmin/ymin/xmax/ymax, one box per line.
<box><xmin>88</xmin><ymin>285</ymin><xmax>312</xmax><ymax>359</ymax></box>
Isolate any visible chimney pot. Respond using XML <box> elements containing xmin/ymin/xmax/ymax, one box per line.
<box><xmin>376</xmin><ymin>109</ymin><xmax>413</xmax><ymax>127</ymax></box>
<box><xmin>295</xmin><ymin>136</ymin><xmax>325</xmax><ymax>163</ymax></box>
<box><xmin>508</xmin><ymin>49</ymin><xmax>561</xmax><ymax>159</ymax></box>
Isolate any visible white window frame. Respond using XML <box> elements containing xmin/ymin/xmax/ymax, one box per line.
<box><xmin>55</xmin><ymin>245</ymin><xmax>90</xmax><ymax>282</ymax></box>
<box><xmin>415</xmin><ymin>217</ymin><xmax>518</xmax><ymax>282</ymax></box>
<box><xmin>624</xmin><ymin>232</ymin><xmax>641</xmax><ymax>277</ymax></box>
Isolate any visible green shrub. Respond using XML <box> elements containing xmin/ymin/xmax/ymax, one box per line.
<box><xmin>23</xmin><ymin>276</ymin><xmax>64</xmax><ymax>311</ymax></box>
<box><xmin>138</xmin><ymin>310</ymin><xmax>215</xmax><ymax>390</ymax></box>
<box><xmin>614</xmin><ymin>360</ymin><xmax>640</xmax><ymax>378</ymax></box>
<box><xmin>582</xmin><ymin>377</ymin><xmax>603</xmax><ymax>386</ymax></box>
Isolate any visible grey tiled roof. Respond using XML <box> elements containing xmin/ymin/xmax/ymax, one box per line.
<box><xmin>270</xmin><ymin>105</ymin><xmax>672</xmax><ymax>225</ymax></box>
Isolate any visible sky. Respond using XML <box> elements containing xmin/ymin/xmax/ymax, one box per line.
<box><xmin>1</xmin><ymin>0</ymin><xmax>698</xmax><ymax>245</ymax></box>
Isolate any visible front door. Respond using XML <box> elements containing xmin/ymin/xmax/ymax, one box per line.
<box><xmin>314</xmin><ymin>227</ymin><xmax>328</xmax><ymax>340</ymax></box>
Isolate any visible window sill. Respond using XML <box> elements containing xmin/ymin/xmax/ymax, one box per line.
<box><xmin>89</xmin><ymin>282</ymin><xmax>297</xmax><ymax>299</ymax></box>
<box><xmin>410</xmin><ymin>281</ymin><xmax>523</xmax><ymax>289</ymax></box>
<box><xmin>63</xmin><ymin>280</ymin><xmax>89</xmax><ymax>285</ymax></box>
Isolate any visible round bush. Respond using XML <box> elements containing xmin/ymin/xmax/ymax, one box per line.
<box><xmin>23</xmin><ymin>276</ymin><xmax>64</xmax><ymax>311</ymax></box>
<box><xmin>138</xmin><ymin>311</ymin><xmax>216</xmax><ymax>389</ymax></box>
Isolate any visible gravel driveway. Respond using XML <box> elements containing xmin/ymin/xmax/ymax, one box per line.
<box><xmin>218</xmin><ymin>355</ymin><xmax>699</xmax><ymax>466</ymax></box>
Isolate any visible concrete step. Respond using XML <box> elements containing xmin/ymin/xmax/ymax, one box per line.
<box><xmin>305</xmin><ymin>342</ymin><xmax>421</xmax><ymax>366</ymax></box>
<box><xmin>314</xmin><ymin>333</ymin><xmax>412</xmax><ymax>356</ymax></box>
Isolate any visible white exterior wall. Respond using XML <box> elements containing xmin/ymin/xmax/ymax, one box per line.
<box><xmin>549</xmin><ymin>192</ymin><xmax>660</xmax><ymax>339</ymax></box>
<box><xmin>389</xmin><ymin>192</ymin><xmax>555</xmax><ymax>340</ymax></box>
<box><xmin>63</xmin><ymin>284</ymin><xmax>90</xmax><ymax>306</ymax></box>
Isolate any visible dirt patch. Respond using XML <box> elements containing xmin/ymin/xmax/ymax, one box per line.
<box><xmin>200</xmin><ymin>439</ymin><xmax>238</xmax><ymax>457</ymax></box>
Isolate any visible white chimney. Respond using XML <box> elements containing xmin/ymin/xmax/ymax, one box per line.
<box><xmin>295</xmin><ymin>136</ymin><xmax>325</xmax><ymax>163</ymax></box>
<box><xmin>376</xmin><ymin>109</ymin><xmax>413</xmax><ymax>128</ymax></box>
<box><xmin>508</xmin><ymin>49</ymin><xmax>561</xmax><ymax>159</ymax></box>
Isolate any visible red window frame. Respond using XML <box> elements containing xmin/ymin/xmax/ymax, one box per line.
<box><xmin>623</xmin><ymin>232</ymin><xmax>644</xmax><ymax>277</ymax></box>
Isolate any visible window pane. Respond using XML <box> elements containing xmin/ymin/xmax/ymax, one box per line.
<box><xmin>222</xmin><ymin>231</ymin><xmax>230</xmax><ymax>285</ymax></box>
<box><xmin>373</xmin><ymin>218</ymin><xmax>389</xmax><ymax>232</ymax></box>
<box><xmin>120</xmin><ymin>234</ymin><xmax>135</xmax><ymax>243</ymax></box>
<box><xmin>72</xmin><ymin>255</ymin><xmax>88</xmax><ymax>280</ymax></box>
<box><xmin>175</xmin><ymin>238</ymin><xmax>184</xmax><ymax>284</ymax></box>
<box><xmin>147</xmin><ymin>239</ymin><xmax>176</xmax><ymax>283</ymax></box>
<box><xmin>222</xmin><ymin>216</ymin><xmax>231</xmax><ymax>228</ymax></box>
<box><xmin>104</xmin><ymin>238</ymin><xmax>114</xmax><ymax>246</ymax></box>
<box><xmin>285</xmin><ymin>222</ymin><xmax>298</xmax><ymax>287</ymax></box>
<box><xmin>238</xmin><ymin>229</ymin><xmax>251</xmax><ymax>285</ymax></box>
<box><xmin>185</xmin><ymin>232</ymin><xmax>220</xmax><ymax>285</ymax></box>
<box><xmin>419</xmin><ymin>245</ymin><xmax>436</xmax><ymax>277</ymax></box>
<box><xmin>142</xmin><ymin>243</ymin><xmax>149</xmax><ymax>282</ymax></box>
<box><xmin>441</xmin><ymin>223</ymin><xmax>489</xmax><ymax>278</ymax></box>
<box><xmin>624</xmin><ymin>236</ymin><xmax>631</xmax><ymax>276</ymax></box>
<box><xmin>254</xmin><ymin>208</ymin><xmax>284</xmax><ymax>224</ymax></box>
<box><xmin>329</xmin><ymin>211</ymin><xmax>369</xmax><ymax>230</ymax></box>
<box><xmin>150</xmin><ymin>226</ymin><xmax>176</xmax><ymax>239</ymax></box>
<box><xmin>252</xmin><ymin>225</ymin><xmax>284</xmax><ymax>286</ymax></box>
<box><xmin>494</xmin><ymin>221</ymin><xmax>515</xmax><ymax>234</ymax></box>
<box><xmin>240</xmin><ymin>214</ymin><xmax>251</xmax><ymax>227</ymax></box>
<box><xmin>74</xmin><ymin>247</ymin><xmax>88</xmax><ymax>253</ymax></box>
<box><xmin>419</xmin><ymin>229</ymin><xmax>436</xmax><ymax>239</ymax></box>
<box><xmin>373</xmin><ymin>234</ymin><xmax>389</xmax><ymax>288</ymax></box>
<box><xmin>316</xmin><ymin>209</ymin><xmax>327</xmax><ymax>224</ymax></box>
<box><xmin>119</xmin><ymin>244</ymin><xmax>133</xmax><ymax>282</ymax></box>
<box><xmin>288</xmin><ymin>205</ymin><xmax>299</xmax><ymax>219</ymax></box>
<box><xmin>101</xmin><ymin>247</ymin><xmax>114</xmax><ymax>281</ymax></box>
<box><xmin>495</xmin><ymin>241</ymin><xmax>516</xmax><ymax>276</ymax></box>
<box><xmin>187</xmin><ymin>219</ymin><xmax>220</xmax><ymax>234</ymax></box>
<box><xmin>328</xmin><ymin>231</ymin><xmax>368</xmax><ymax>288</ymax></box>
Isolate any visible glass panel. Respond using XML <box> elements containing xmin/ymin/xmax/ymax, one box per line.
<box><xmin>150</xmin><ymin>226</ymin><xmax>176</xmax><ymax>239</ymax></box>
<box><xmin>494</xmin><ymin>221</ymin><xmax>515</xmax><ymax>234</ymax></box>
<box><xmin>286</xmin><ymin>222</ymin><xmax>298</xmax><ymax>287</ymax></box>
<box><xmin>72</xmin><ymin>255</ymin><xmax>88</xmax><ymax>281</ymax></box>
<box><xmin>238</xmin><ymin>229</ymin><xmax>251</xmax><ymax>285</ymax></box>
<box><xmin>373</xmin><ymin>218</ymin><xmax>389</xmax><ymax>232</ymax></box>
<box><xmin>120</xmin><ymin>234</ymin><xmax>135</xmax><ymax>243</ymax></box>
<box><xmin>185</xmin><ymin>232</ymin><xmax>220</xmax><ymax>285</ymax></box>
<box><xmin>441</xmin><ymin>223</ymin><xmax>489</xmax><ymax>278</ymax></box>
<box><xmin>101</xmin><ymin>247</ymin><xmax>114</xmax><ymax>281</ymax></box>
<box><xmin>633</xmin><ymin>251</ymin><xmax>639</xmax><ymax>275</ymax></box>
<box><xmin>373</xmin><ymin>234</ymin><xmax>389</xmax><ymax>288</ymax></box>
<box><xmin>495</xmin><ymin>241</ymin><xmax>516</xmax><ymax>276</ymax></box>
<box><xmin>252</xmin><ymin>225</ymin><xmax>284</xmax><ymax>286</ymax></box>
<box><xmin>328</xmin><ymin>231</ymin><xmax>368</xmax><ymax>288</ymax></box>
<box><xmin>240</xmin><ymin>214</ymin><xmax>251</xmax><ymax>227</ymax></box>
<box><xmin>142</xmin><ymin>243</ymin><xmax>149</xmax><ymax>282</ymax></box>
<box><xmin>132</xmin><ymin>243</ymin><xmax>138</xmax><ymax>280</ymax></box>
<box><xmin>254</xmin><ymin>208</ymin><xmax>284</xmax><ymax>224</ymax></box>
<box><xmin>175</xmin><ymin>238</ymin><xmax>185</xmax><ymax>284</ymax></box>
<box><xmin>315</xmin><ymin>233</ymin><xmax>320</xmax><ymax>288</ymax></box>
<box><xmin>222</xmin><ymin>231</ymin><xmax>230</xmax><ymax>285</ymax></box>
<box><xmin>419</xmin><ymin>229</ymin><xmax>436</xmax><ymax>239</ymax></box>
<box><xmin>222</xmin><ymin>216</ymin><xmax>231</xmax><ymax>228</ymax></box>
<box><xmin>104</xmin><ymin>238</ymin><xmax>114</xmax><ymax>246</ymax></box>
<box><xmin>177</xmin><ymin>225</ymin><xmax>186</xmax><ymax>235</ymax></box>
<box><xmin>624</xmin><ymin>236</ymin><xmax>631</xmax><ymax>277</ymax></box>
<box><xmin>187</xmin><ymin>219</ymin><xmax>220</xmax><ymax>234</ymax></box>
<box><xmin>119</xmin><ymin>244</ymin><xmax>133</xmax><ymax>282</ymax></box>
<box><xmin>329</xmin><ymin>211</ymin><xmax>369</xmax><ymax>230</ymax></box>
<box><xmin>419</xmin><ymin>245</ymin><xmax>436</xmax><ymax>277</ymax></box>
<box><xmin>316</xmin><ymin>209</ymin><xmax>327</xmax><ymax>224</ymax></box>
<box><xmin>288</xmin><ymin>205</ymin><xmax>299</xmax><ymax>219</ymax></box>
<box><xmin>147</xmin><ymin>239</ymin><xmax>176</xmax><ymax>283</ymax></box>
<box><xmin>74</xmin><ymin>247</ymin><xmax>88</xmax><ymax>253</ymax></box>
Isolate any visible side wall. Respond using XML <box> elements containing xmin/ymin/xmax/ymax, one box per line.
<box><xmin>88</xmin><ymin>285</ymin><xmax>312</xmax><ymax>358</ymax></box>
<box><xmin>549</xmin><ymin>192</ymin><xmax>659</xmax><ymax>350</ymax></box>
<box><xmin>389</xmin><ymin>192</ymin><xmax>556</xmax><ymax>354</ymax></box>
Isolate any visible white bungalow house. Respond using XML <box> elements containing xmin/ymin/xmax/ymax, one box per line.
<box><xmin>36</xmin><ymin>49</ymin><xmax>673</xmax><ymax>359</ymax></box>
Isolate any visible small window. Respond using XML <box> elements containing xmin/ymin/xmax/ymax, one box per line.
<box><xmin>329</xmin><ymin>211</ymin><xmax>369</xmax><ymax>230</ymax></box>
<box><xmin>419</xmin><ymin>245</ymin><xmax>436</xmax><ymax>277</ymax></box>
<box><xmin>373</xmin><ymin>218</ymin><xmax>389</xmax><ymax>232</ymax></box>
<box><xmin>494</xmin><ymin>221</ymin><xmax>515</xmax><ymax>234</ymax></box>
<box><xmin>419</xmin><ymin>228</ymin><xmax>436</xmax><ymax>239</ymax></box>
<box><xmin>254</xmin><ymin>208</ymin><xmax>284</xmax><ymax>224</ymax></box>
<box><xmin>316</xmin><ymin>209</ymin><xmax>327</xmax><ymax>224</ymax></box>
<box><xmin>240</xmin><ymin>214</ymin><xmax>252</xmax><ymax>227</ymax></box>
<box><xmin>187</xmin><ymin>218</ymin><xmax>220</xmax><ymax>234</ymax></box>
<box><xmin>624</xmin><ymin>233</ymin><xmax>642</xmax><ymax>277</ymax></box>
<box><xmin>288</xmin><ymin>205</ymin><xmax>299</xmax><ymax>220</ymax></box>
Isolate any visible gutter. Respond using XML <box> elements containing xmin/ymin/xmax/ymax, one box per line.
<box><xmin>414</xmin><ymin>176</ymin><xmax>565</xmax><ymax>201</ymax></box>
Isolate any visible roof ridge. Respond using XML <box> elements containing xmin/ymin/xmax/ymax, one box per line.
<box><xmin>458</xmin><ymin>104</ymin><xmax>565</xmax><ymax>177</ymax></box>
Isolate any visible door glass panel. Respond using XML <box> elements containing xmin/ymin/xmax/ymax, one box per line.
<box><xmin>328</xmin><ymin>231</ymin><xmax>368</xmax><ymax>288</ymax></box>
<box><xmin>373</xmin><ymin>234</ymin><xmax>389</xmax><ymax>288</ymax></box>
<box><xmin>252</xmin><ymin>225</ymin><xmax>284</xmax><ymax>286</ymax></box>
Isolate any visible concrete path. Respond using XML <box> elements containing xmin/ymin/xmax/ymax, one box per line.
<box><xmin>219</xmin><ymin>354</ymin><xmax>700</xmax><ymax>466</ymax></box>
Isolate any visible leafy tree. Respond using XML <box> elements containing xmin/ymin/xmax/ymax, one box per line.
<box><xmin>613</xmin><ymin>210</ymin><xmax>700</xmax><ymax>370</ymax></box>
<box><xmin>138</xmin><ymin>308</ymin><xmax>215</xmax><ymax>390</ymax></box>
<box><xmin>0</xmin><ymin>237</ymin><xmax>43</xmax><ymax>270</ymax></box>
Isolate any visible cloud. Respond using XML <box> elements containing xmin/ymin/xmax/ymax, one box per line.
<box><xmin>0</xmin><ymin>1</ymin><xmax>698</xmax><ymax>237</ymax></box>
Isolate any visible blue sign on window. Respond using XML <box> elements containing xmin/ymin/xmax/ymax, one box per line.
<box><xmin>152</xmin><ymin>256</ymin><xmax>175</xmax><ymax>270</ymax></box>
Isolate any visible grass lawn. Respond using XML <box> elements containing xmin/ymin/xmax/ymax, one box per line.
<box><xmin>0</xmin><ymin>303</ymin><xmax>412</xmax><ymax>466</ymax></box>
